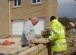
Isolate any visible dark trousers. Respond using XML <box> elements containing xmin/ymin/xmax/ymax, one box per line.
<box><xmin>21</xmin><ymin>44</ymin><xmax>28</xmax><ymax>47</ymax></box>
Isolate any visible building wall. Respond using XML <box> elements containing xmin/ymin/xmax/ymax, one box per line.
<box><xmin>0</xmin><ymin>0</ymin><xmax>9</xmax><ymax>38</ymax></box>
<box><xmin>44</xmin><ymin>0</ymin><xmax>58</xmax><ymax>27</ymax></box>
<box><xmin>10</xmin><ymin>0</ymin><xmax>58</xmax><ymax>26</ymax></box>
<box><xmin>0</xmin><ymin>0</ymin><xmax>58</xmax><ymax>38</ymax></box>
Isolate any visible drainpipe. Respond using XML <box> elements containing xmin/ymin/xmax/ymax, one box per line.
<box><xmin>8</xmin><ymin>0</ymin><xmax>11</xmax><ymax>37</ymax></box>
<box><xmin>0</xmin><ymin>0</ymin><xmax>2</xmax><ymax>37</ymax></box>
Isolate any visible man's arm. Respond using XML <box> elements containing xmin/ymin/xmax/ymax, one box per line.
<box><xmin>49</xmin><ymin>24</ymin><xmax>59</xmax><ymax>41</ymax></box>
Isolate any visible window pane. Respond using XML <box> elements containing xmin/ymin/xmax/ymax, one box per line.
<box><xmin>33</xmin><ymin>0</ymin><xmax>36</xmax><ymax>3</ymax></box>
<box><xmin>18</xmin><ymin>0</ymin><xmax>21</xmax><ymax>5</ymax></box>
<box><xmin>37</xmin><ymin>0</ymin><xmax>40</xmax><ymax>2</ymax></box>
<box><xmin>12</xmin><ymin>20</ymin><xmax>24</xmax><ymax>35</ymax></box>
<box><xmin>14</xmin><ymin>0</ymin><xmax>17</xmax><ymax>6</ymax></box>
<box><xmin>34</xmin><ymin>18</ymin><xmax>45</xmax><ymax>35</ymax></box>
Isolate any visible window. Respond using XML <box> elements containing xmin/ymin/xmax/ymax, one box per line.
<box><xmin>34</xmin><ymin>18</ymin><xmax>45</xmax><ymax>35</ymax></box>
<box><xmin>12</xmin><ymin>20</ymin><xmax>24</xmax><ymax>35</ymax></box>
<box><xmin>33</xmin><ymin>0</ymin><xmax>36</xmax><ymax>3</ymax></box>
<box><xmin>12</xmin><ymin>18</ymin><xmax>45</xmax><ymax>35</ymax></box>
<box><xmin>31</xmin><ymin>0</ymin><xmax>41</xmax><ymax>4</ymax></box>
<box><xmin>14</xmin><ymin>0</ymin><xmax>21</xmax><ymax>7</ymax></box>
<box><xmin>37</xmin><ymin>0</ymin><xmax>40</xmax><ymax>2</ymax></box>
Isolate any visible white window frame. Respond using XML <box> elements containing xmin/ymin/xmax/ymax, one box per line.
<box><xmin>31</xmin><ymin>0</ymin><xmax>42</xmax><ymax>5</ymax></box>
<box><xmin>13</xmin><ymin>0</ymin><xmax>21</xmax><ymax>8</ymax></box>
<box><xmin>12</xmin><ymin>20</ymin><xmax>24</xmax><ymax>35</ymax></box>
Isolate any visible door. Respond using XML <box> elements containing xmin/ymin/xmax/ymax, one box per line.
<box><xmin>12</xmin><ymin>20</ymin><xmax>24</xmax><ymax>35</ymax></box>
<box><xmin>34</xmin><ymin>18</ymin><xmax>45</xmax><ymax>35</ymax></box>
<box><xmin>12</xmin><ymin>18</ymin><xmax>45</xmax><ymax>36</ymax></box>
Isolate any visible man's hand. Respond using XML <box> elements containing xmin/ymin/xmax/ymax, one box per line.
<box><xmin>30</xmin><ymin>38</ymin><xmax>37</xmax><ymax>43</ymax></box>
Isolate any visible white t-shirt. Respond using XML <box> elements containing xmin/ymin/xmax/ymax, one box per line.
<box><xmin>21</xmin><ymin>20</ymin><xmax>35</xmax><ymax>45</ymax></box>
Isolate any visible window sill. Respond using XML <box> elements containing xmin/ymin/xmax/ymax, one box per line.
<box><xmin>31</xmin><ymin>3</ymin><xmax>42</xmax><ymax>6</ymax></box>
<box><xmin>13</xmin><ymin>6</ymin><xmax>21</xmax><ymax>8</ymax></box>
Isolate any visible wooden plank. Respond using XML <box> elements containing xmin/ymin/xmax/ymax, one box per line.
<box><xmin>33</xmin><ymin>38</ymin><xmax>49</xmax><ymax>44</ymax></box>
<box><xmin>26</xmin><ymin>47</ymin><xmax>38</xmax><ymax>55</ymax></box>
<box><xmin>18</xmin><ymin>52</ymin><xmax>28</xmax><ymax>55</ymax></box>
<box><xmin>0</xmin><ymin>47</ymin><xmax>29</xmax><ymax>55</ymax></box>
<box><xmin>0</xmin><ymin>47</ymin><xmax>20</xmax><ymax>54</ymax></box>
<box><xmin>8</xmin><ymin>47</ymin><xmax>29</xmax><ymax>55</ymax></box>
<box><xmin>37</xmin><ymin>44</ymin><xmax>46</xmax><ymax>51</ymax></box>
<box><xmin>37</xmin><ymin>48</ymin><xmax>48</xmax><ymax>55</ymax></box>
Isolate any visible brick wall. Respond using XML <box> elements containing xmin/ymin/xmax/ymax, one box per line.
<box><xmin>0</xmin><ymin>0</ymin><xmax>9</xmax><ymax>38</ymax></box>
<box><xmin>0</xmin><ymin>0</ymin><xmax>58</xmax><ymax>38</ymax></box>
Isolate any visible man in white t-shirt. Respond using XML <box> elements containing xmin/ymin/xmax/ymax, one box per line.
<box><xmin>21</xmin><ymin>17</ymin><xmax>39</xmax><ymax>47</ymax></box>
